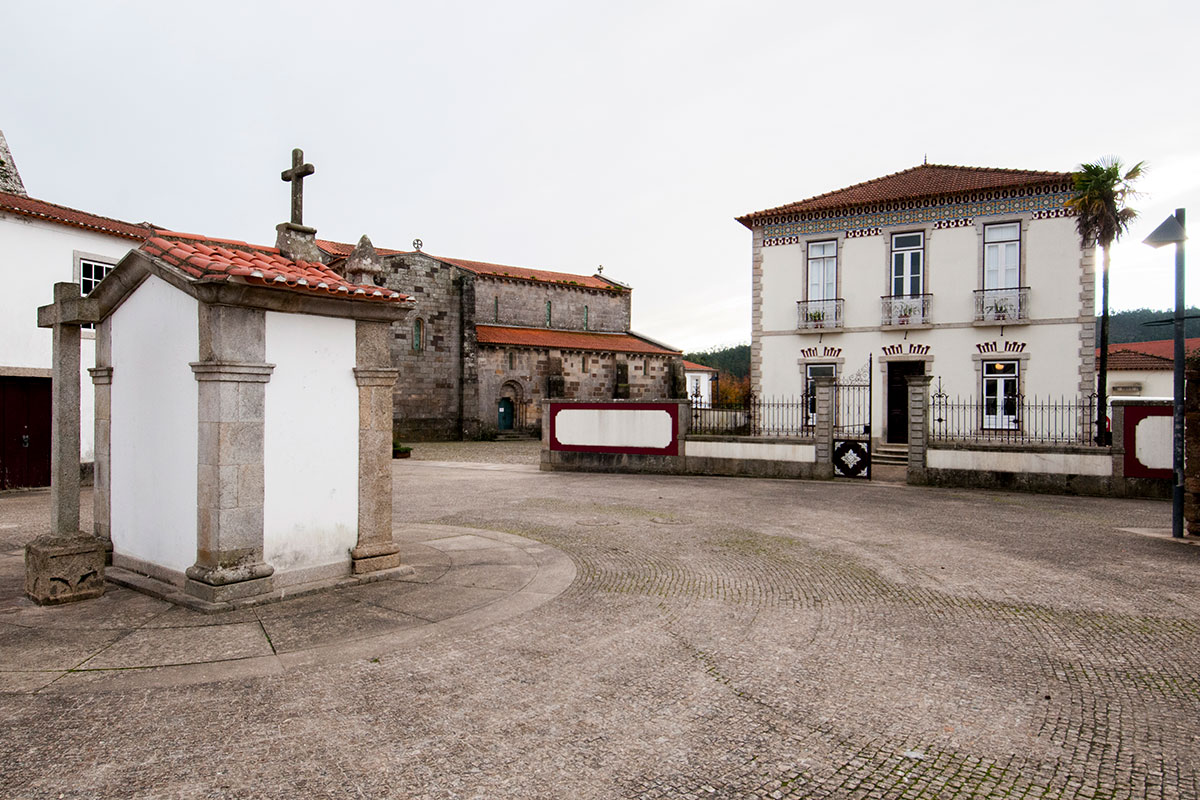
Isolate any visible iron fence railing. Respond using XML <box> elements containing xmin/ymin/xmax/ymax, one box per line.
<box><xmin>880</xmin><ymin>293</ymin><xmax>932</xmax><ymax>326</ymax></box>
<box><xmin>929</xmin><ymin>392</ymin><xmax>1102</xmax><ymax>446</ymax></box>
<box><xmin>797</xmin><ymin>298</ymin><xmax>844</xmax><ymax>330</ymax></box>
<box><xmin>973</xmin><ymin>287</ymin><xmax>1030</xmax><ymax>323</ymax></box>
<box><xmin>690</xmin><ymin>395</ymin><xmax>814</xmax><ymax>438</ymax></box>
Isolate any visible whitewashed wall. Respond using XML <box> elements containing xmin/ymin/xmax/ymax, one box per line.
<box><xmin>110</xmin><ymin>274</ymin><xmax>199</xmax><ymax>574</ymax></box>
<box><xmin>685</xmin><ymin>369</ymin><xmax>714</xmax><ymax>406</ymax></box>
<box><xmin>263</xmin><ymin>311</ymin><xmax>358</xmax><ymax>580</ymax></box>
<box><xmin>0</xmin><ymin>211</ymin><xmax>137</xmax><ymax>459</ymax></box>
<box><xmin>1108</xmin><ymin>369</ymin><xmax>1173</xmax><ymax>398</ymax></box>
<box><xmin>756</xmin><ymin>213</ymin><xmax>1089</xmax><ymax>443</ymax></box>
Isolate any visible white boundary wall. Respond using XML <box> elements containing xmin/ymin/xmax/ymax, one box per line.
<box><xmin>263</xmin><ymin>311</ymin><xmax>358</xmax><ymax>578</ymax></box>
<box><xmin>927</xmin><ymin>449</ymin><xmax>1112</xmax><ymax>476</ymax></box>
<box><xmin>554</xmin><ymin>407</ymin><xmax>674</xmax><ymax>449</ymax></box>
<box><xmin>686</xmin><ymin>440</ymin><xmax>815</xmax><ymax>463</ymax></box>
<box><xmin>109</xmin><ymin>275</ymin><xmax>199</xmax><ymax>573</ymax></box>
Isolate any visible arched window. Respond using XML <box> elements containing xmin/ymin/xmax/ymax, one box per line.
<box><xmin>412</xmin><ymin>318</ymin><xmax>424</xmax><ymax>352</ymax></box>
<box><xmin>545</xmin><ymin>300</ymin><xmax>552</xmax><ymax>327</ymax></box>
<box><xmin>494</xmin><ymin>295</ymin><xmax>499</xmax><ymax>323</ymax></box>
<box><xmin>584</xmin><ymin>305</ymin><xmax>589</xmax><ymax>330</ymax></box>
<box><xmin>508</xmin><ymin>351</ymin><xmax>515</xmax><ymax>370</ymax></box>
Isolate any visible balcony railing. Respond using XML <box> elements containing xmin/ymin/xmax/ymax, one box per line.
<box><xmin>974</xmin><ymin>287</ymin><xmax>1029</xmax><ymax>323</ymax></box>
<box><xmin>797</xmin><ymin>298</ymin><xmax>844</xmax><ymax>330</ymax></box>
<box><xmin>880</xmin><ymin>294</ymin><xmax>932</xmax><ymax>327</ymax></box>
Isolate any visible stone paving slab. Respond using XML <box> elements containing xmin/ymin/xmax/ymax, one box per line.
<box><xmin>2</xmin><ymin>447</ymin><xmax>1200</xmax><ymax>799</ymax></box>
<box><xmin>0</xmin><ymin>522</ymin><xmax>575</xmax><ymax>693</ymax></box>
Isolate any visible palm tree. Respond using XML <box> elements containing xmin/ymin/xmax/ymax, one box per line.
<box><xmin>1067</xmin><ymin>158</ymin><xmax>1145</xmax><ymax>444</ymax></box>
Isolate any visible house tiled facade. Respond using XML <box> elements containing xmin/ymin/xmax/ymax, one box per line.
<box><xmin>738</xmin><ymin>164</ymin><xmax>1096</xmax><ymax>448</ymax></box>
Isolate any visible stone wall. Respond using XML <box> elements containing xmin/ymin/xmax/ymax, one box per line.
<box><xmin>476</xmin><ymin>276</ymin><xmax>630</xmax><ymax>332</ymax></box>
<box><xmin>477</xmin><ymin>347</ymin><xmax>677</xmax><ymax>434</ymax></box>
<box><xmin>383</xmin><ymin>254</ymin><xmax>472</xmax><ymax>440</ymax></box>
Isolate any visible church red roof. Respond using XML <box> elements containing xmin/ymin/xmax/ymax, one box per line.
<box><xmin>0</xmin><ymin>190</ymin><xmax>153</xmax><ymax>240</ymax></box>
<box><xmin>317</xmin><ymin>238</ymin><xmax>406</xmax><ymax>257</ymax></box>
<box><xmin>476</xmin><ymin>325</ymin><xmax>680</xmax><ymax>354</ymax></box>
<box><xmin>736</xmin><ymin>164</ymin><xmax>1073</xmax><ymax>227</ymax></box>
<box><xmin>435</xmin><ymin>255</ymin><xmax>620</xmax><ymax>291</ymax></box>
<box><xmin>683</xmin><ymin>360</ymin><xmax>718</xmax><ymax>372</ymax></box>
<box><xmin>142</xmin><ymin>233</ymin><xmax>414</xmax><ymax>303</ymax></box>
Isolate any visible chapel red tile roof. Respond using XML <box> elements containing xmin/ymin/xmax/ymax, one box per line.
<box><xmin>476</xmin><ymin>325</ymin><xmax>680</xmax><ymax>355</ymax></box>
<box><xmin>0</xmin><ymin>190</ymin><xmax>153</xmax><ymax>240</ymax></box>
<box><xmin>435</xmin><ymin>255</ymin><xmax>621</xmax><ymax>291</ymax></box>
<box><xmin>316</xmin><ymin>238</ymin><xmax>406</xmax><ymax>257</ymax></box>
<box><xmin>142</xmin><ymin>233</ymin><xmax>414</xmax><ymax>303</ymax></box>
<box><xmin>736</xmin><ymin>164</ymin><xmax>1073</xmax><ymax>227</ymax></box>
<box><xmin>1102</xmin><ymin>338</ymin><xmax>1200</xmax><ymax>369</ymax></box>
<box><xmin>683</xmin><ymin>360</ymin><xmax>718</xmax><ymax>372</ymax></box>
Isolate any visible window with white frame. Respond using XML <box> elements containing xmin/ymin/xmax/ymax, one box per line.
<box><xmin>80</xmin><ymin>258</ymin><xmax>114</xmax><ymax>296</ymax></box>
<box><xmin>982</xmin><ymin>360</ymin><xmax>1020</xmax><ymax>429</ymax></box>
<box><xmin>805</xmin><ymin>363</ymin><xmax>836</xmax><ymax>425</ymax></box>
<box><xmin>890</xmin><ymin>232</ymin><xmax>923</xmax><ymax>297</ymax></box>
<box><xmin>807</xmin><ymin>241</ymin><xmax>837</xmax><ymax>302</ymax></box>
<box><xmin>984</xmin><ymin>223</ymin><xmax>1020</xmax><ymax>290</ymax></box>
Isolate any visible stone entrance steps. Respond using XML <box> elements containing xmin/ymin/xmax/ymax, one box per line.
<box><xmin>872</xmin><ymin>443</ymin><xmax>909</xmax><ymax>466</ymax></box>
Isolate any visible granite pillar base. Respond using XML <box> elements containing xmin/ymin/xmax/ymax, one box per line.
<box><xmin>351</xmin><ymin>542</ymin><xmax>402</xmax><ymax>574</ymax></box>
<box><xmin>24</xmin><ymin>535</ymin><xmax>106</xmax><ymax>605</ymax></box>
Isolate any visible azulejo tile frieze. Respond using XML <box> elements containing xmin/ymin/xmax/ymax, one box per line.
<box><xmin>760</xmin><ymin>185</ymin><xmax>1074</xmax><ymax>247</ymax></box>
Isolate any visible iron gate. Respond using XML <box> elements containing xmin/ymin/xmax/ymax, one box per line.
<box><xmin>833</xmin><ymin>354</ymin><xmax>872</xmax><ymax>479</ymax></box>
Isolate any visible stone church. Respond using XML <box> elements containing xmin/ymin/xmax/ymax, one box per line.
<box><xmin>283</xmin><ymin>152</ymin><xmax>683</xmax><ymax>440</ymax></box>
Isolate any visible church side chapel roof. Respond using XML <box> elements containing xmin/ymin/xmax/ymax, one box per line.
<box><xmin>683</xmin><ymin>360</ymin><xmax>718</xmax><ymax>372</ymax></box>
<box><xmin>736</xmin><ymin>164</ymin><xmax>1074</xmax><ymax>227</ymax></box>
<box><xmin>142</xmin><ymin>232</ymin><xmax>413</xmax><ymax>303</ymax></box>
<box><xmin>0</xmin><ymin>189</ymin><xmax>153</xmax><ymax>240</ymax></box>
<box><xmin>435</xmin><ymin>255</ymin><xmax>622</xmax><ymax>291</ymax></box>
<box><xmin>477</xmin><ymin>325</ymin><xmax>680</xmax><ymax>355</ymax></box>
<box><xmin>316</xmin><ymin>238</ymin><xmax>407</xmax><ymax>257</ymax></box>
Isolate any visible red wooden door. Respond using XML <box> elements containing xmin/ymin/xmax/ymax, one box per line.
<box><xmin>0</xmin><ymin>377</ymin><xmax>52</xmax><ymax>489</ymax></box>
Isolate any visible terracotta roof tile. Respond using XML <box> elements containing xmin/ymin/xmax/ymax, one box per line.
<box><xmin>683</xmin><ymin>360</ymin><xmax>717</xmax><ymax>372</ymax></box>
<box><xmin>0</xmin><ymin>190</ymin><xmax>153</xmax><ymax>240</ymax></box>
<box><xmin>436</xmin><ymin>255</ymin><xmax>619</xmax><ymax>291</ymax></box>
<box><xmin>476</xmin><ymin>325</ymin><xmax>680</xmax><ymax>355</ymax></box>
<box><xmin>316</xmin><ymin>238</ymin><xmax>406</xmax><ymax>257</ymax></box>
<box><xmin>141</xmin><ymin>234</ymin><xmax>414</xmax><ymax>304</ymax></box>
<box><xmin>1103</xmin><ymin>338</ymin><xmax>1200</xmax><ymax>369</ymax></box>
<box><xmin>737</xmin><ymin>164</ymin><xmax>1073</xmax><ymax>226</ymax></box>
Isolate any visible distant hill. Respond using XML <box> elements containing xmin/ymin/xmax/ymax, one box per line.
<box><xmin>1103</xmin><ymin>307</ymin><xmax>1200</xmax><ymax>345</ymax></box>
<box><xmin>683</xmin><ymin>344</ymin><xmax>750</xmax><ymax>379</ymax></box>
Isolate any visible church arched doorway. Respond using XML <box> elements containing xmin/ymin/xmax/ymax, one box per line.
<box><xmin>497</xmin><ymin>381</ymin><xmax>524</xmax><ymax>431</ymax></box>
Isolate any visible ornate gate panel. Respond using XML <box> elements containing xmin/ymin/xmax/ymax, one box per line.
<box><xmin>834</xmin><ymin>355</ymin><xmax>872</xmax><ymax>479</ymax></box>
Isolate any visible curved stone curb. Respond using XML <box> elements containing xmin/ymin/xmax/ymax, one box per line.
<box><xmin>0</xmin><ymin>525</ymin><xmax>575</xmax><ymax>693</ymax></box>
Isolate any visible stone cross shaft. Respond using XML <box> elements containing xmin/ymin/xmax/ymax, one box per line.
<box><xmin>280</xmin><ymin>148</ymin><xmax>315</xmax><ymax>227</ymax></box>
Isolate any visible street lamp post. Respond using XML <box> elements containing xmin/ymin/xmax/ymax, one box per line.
<box><xmin>1143</xmin><ymin>209</ymin><xmax>1188</xmax><ymax>538</ymax></box>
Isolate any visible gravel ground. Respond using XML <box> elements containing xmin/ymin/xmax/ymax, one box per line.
<box><xmin>407</xmin><ymin>439</ymin><xmax>542</xmax><ymax>464</ymax></box>
<box><xmin>2</xmin><ymin>453</ymin><xmax>1197</xmax><ymax>799</ymax></box>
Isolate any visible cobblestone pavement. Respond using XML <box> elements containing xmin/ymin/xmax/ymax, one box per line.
<box><xmin>2</xmin><ymin>445</ymin><xmax>1199</xmax><ymax>799</ymax></box>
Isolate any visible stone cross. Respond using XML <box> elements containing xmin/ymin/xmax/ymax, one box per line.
<box><xmin>280</xmin><ymin>148</ymin><xmax>315</xmax><ymax>227</ymax></box>
<box><xmin>27</xmin><ymin>282</ymin><xmax>106</xmax><ymax>604</ymax></box>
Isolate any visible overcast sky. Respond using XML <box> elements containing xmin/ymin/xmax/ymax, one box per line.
<box><xmin>4</xmin><ymin>0</ymin><xmax>1198</xmax><ymax>351</ymax></box>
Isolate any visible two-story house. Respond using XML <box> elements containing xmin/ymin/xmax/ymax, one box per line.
<box><xmin>0</xmin><ymin>131</ymin><xmax>152</xmax><ymax>488</ymax></box>
<box><xmin>738</xmin><ymin>164</ymin><xmax>1095</xmax><ymax>449</ymax></box>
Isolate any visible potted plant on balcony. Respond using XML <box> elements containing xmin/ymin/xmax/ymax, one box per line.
<box><xmin>896</xmin><ymin>302</ymin><xmax>917</xmax><ymax>325</ymax></box>
<box><xmin>987</xmin><ymin>300</ymin><xmax>1012</xmax><ymax>320</ymax></box>
<box><xmin>806</xmin><ymin>309</ymin><xmax>826</xmax><ymax>328</ymax></box>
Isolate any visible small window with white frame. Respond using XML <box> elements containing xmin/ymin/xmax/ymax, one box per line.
<box><xmin>807</xmin><ymin>241</ymin><xmax>837</xmax><ymax>302</ymax></box>
<box><xmin>805</xmin><ymin>363</ymin><xmax>836</xmax><ymax>425</ymax></box>
<box><xmin>890</xmin><ymin>232</ymin><xmax>924</xmax><ymax>297</ymax></box>
<box><xmin>983</xmin><ymin>223</ymin><xmax>1020</xmax><ymax>290</ymax></box>
<box><xmin>982</xmin><ymin>360</ymin><xmax>1020</xmax><ymax>429</ymax></box>
<box><xmin>80</xmin><ymin>258</ymin><xmax>114</xmax><ymax>296</ymax></box>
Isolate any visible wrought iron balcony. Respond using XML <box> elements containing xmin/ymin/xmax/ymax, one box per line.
<box><xmin>796</xmin><ymin>298</ymin><xmax>844</xmax><ymax>330</ymax></box>
<box><xmin>880</xmin><ymin>294</ymin><xmax>932</xmax><ymax>327</ymax></box>
<box><xmin>974</xmin><ymin>287</ymin><xmax>1029</xmax><ymax>323</ymax></box>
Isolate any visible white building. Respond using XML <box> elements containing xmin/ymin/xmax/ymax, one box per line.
<box><xmin>738</xmin><ymin>164</ymin><xmax>1095</xmax><ymax>448</ymax></box>
<box><xmin>683</xmin><ymin>360</ymin><xmax>718</xmax><ymax>407</ymax></box>
<box><xmin>0</xmin><ymin>157</ymin><xmax>150</xmax><ymax>487</ymax></box>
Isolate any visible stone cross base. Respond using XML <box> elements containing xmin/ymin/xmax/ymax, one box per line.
<box><xmin>350</xmin><ymin>542</ymin><xmax>402</xmax><ymax>574</ymax></box>
<box><xmin>25</xmin><ymin>535</ymin><xmax>106</xmax><ymax>605</ymax></box>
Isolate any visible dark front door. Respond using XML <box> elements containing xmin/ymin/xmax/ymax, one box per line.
<box><xmin>497</xmin><ymin>398</ymin><xmax>514</xmax><ymax>431</ymax></box>
<box><xmin>885</xmin><ymin>361</ymin><xmax>925</xmax><ymax>444</ymax></box>
<box><xmin>0</xmin><ymin>376</ymin><xmax>52</xmax><ymax>489</ymax></box>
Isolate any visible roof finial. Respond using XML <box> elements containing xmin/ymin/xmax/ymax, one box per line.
<box><xmin>597</xmin><ymin>265</ymin><xmax>604</xmax><ymax>275</ymax></box>
<box><xmin>923</xmin><ymin>153</ymin><xmax>928</xmax><ymax>165</ymax></box>
<box><xmin>413</xmin><ymin>238</ymin><xmax>423</xmax><ymax>252</ymax></box>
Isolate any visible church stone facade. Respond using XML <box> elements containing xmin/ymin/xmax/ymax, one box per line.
<box><xmin>379</xmin><ymin>250</ymin><xmax>682</xmax><ymax>440</ymax></box>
